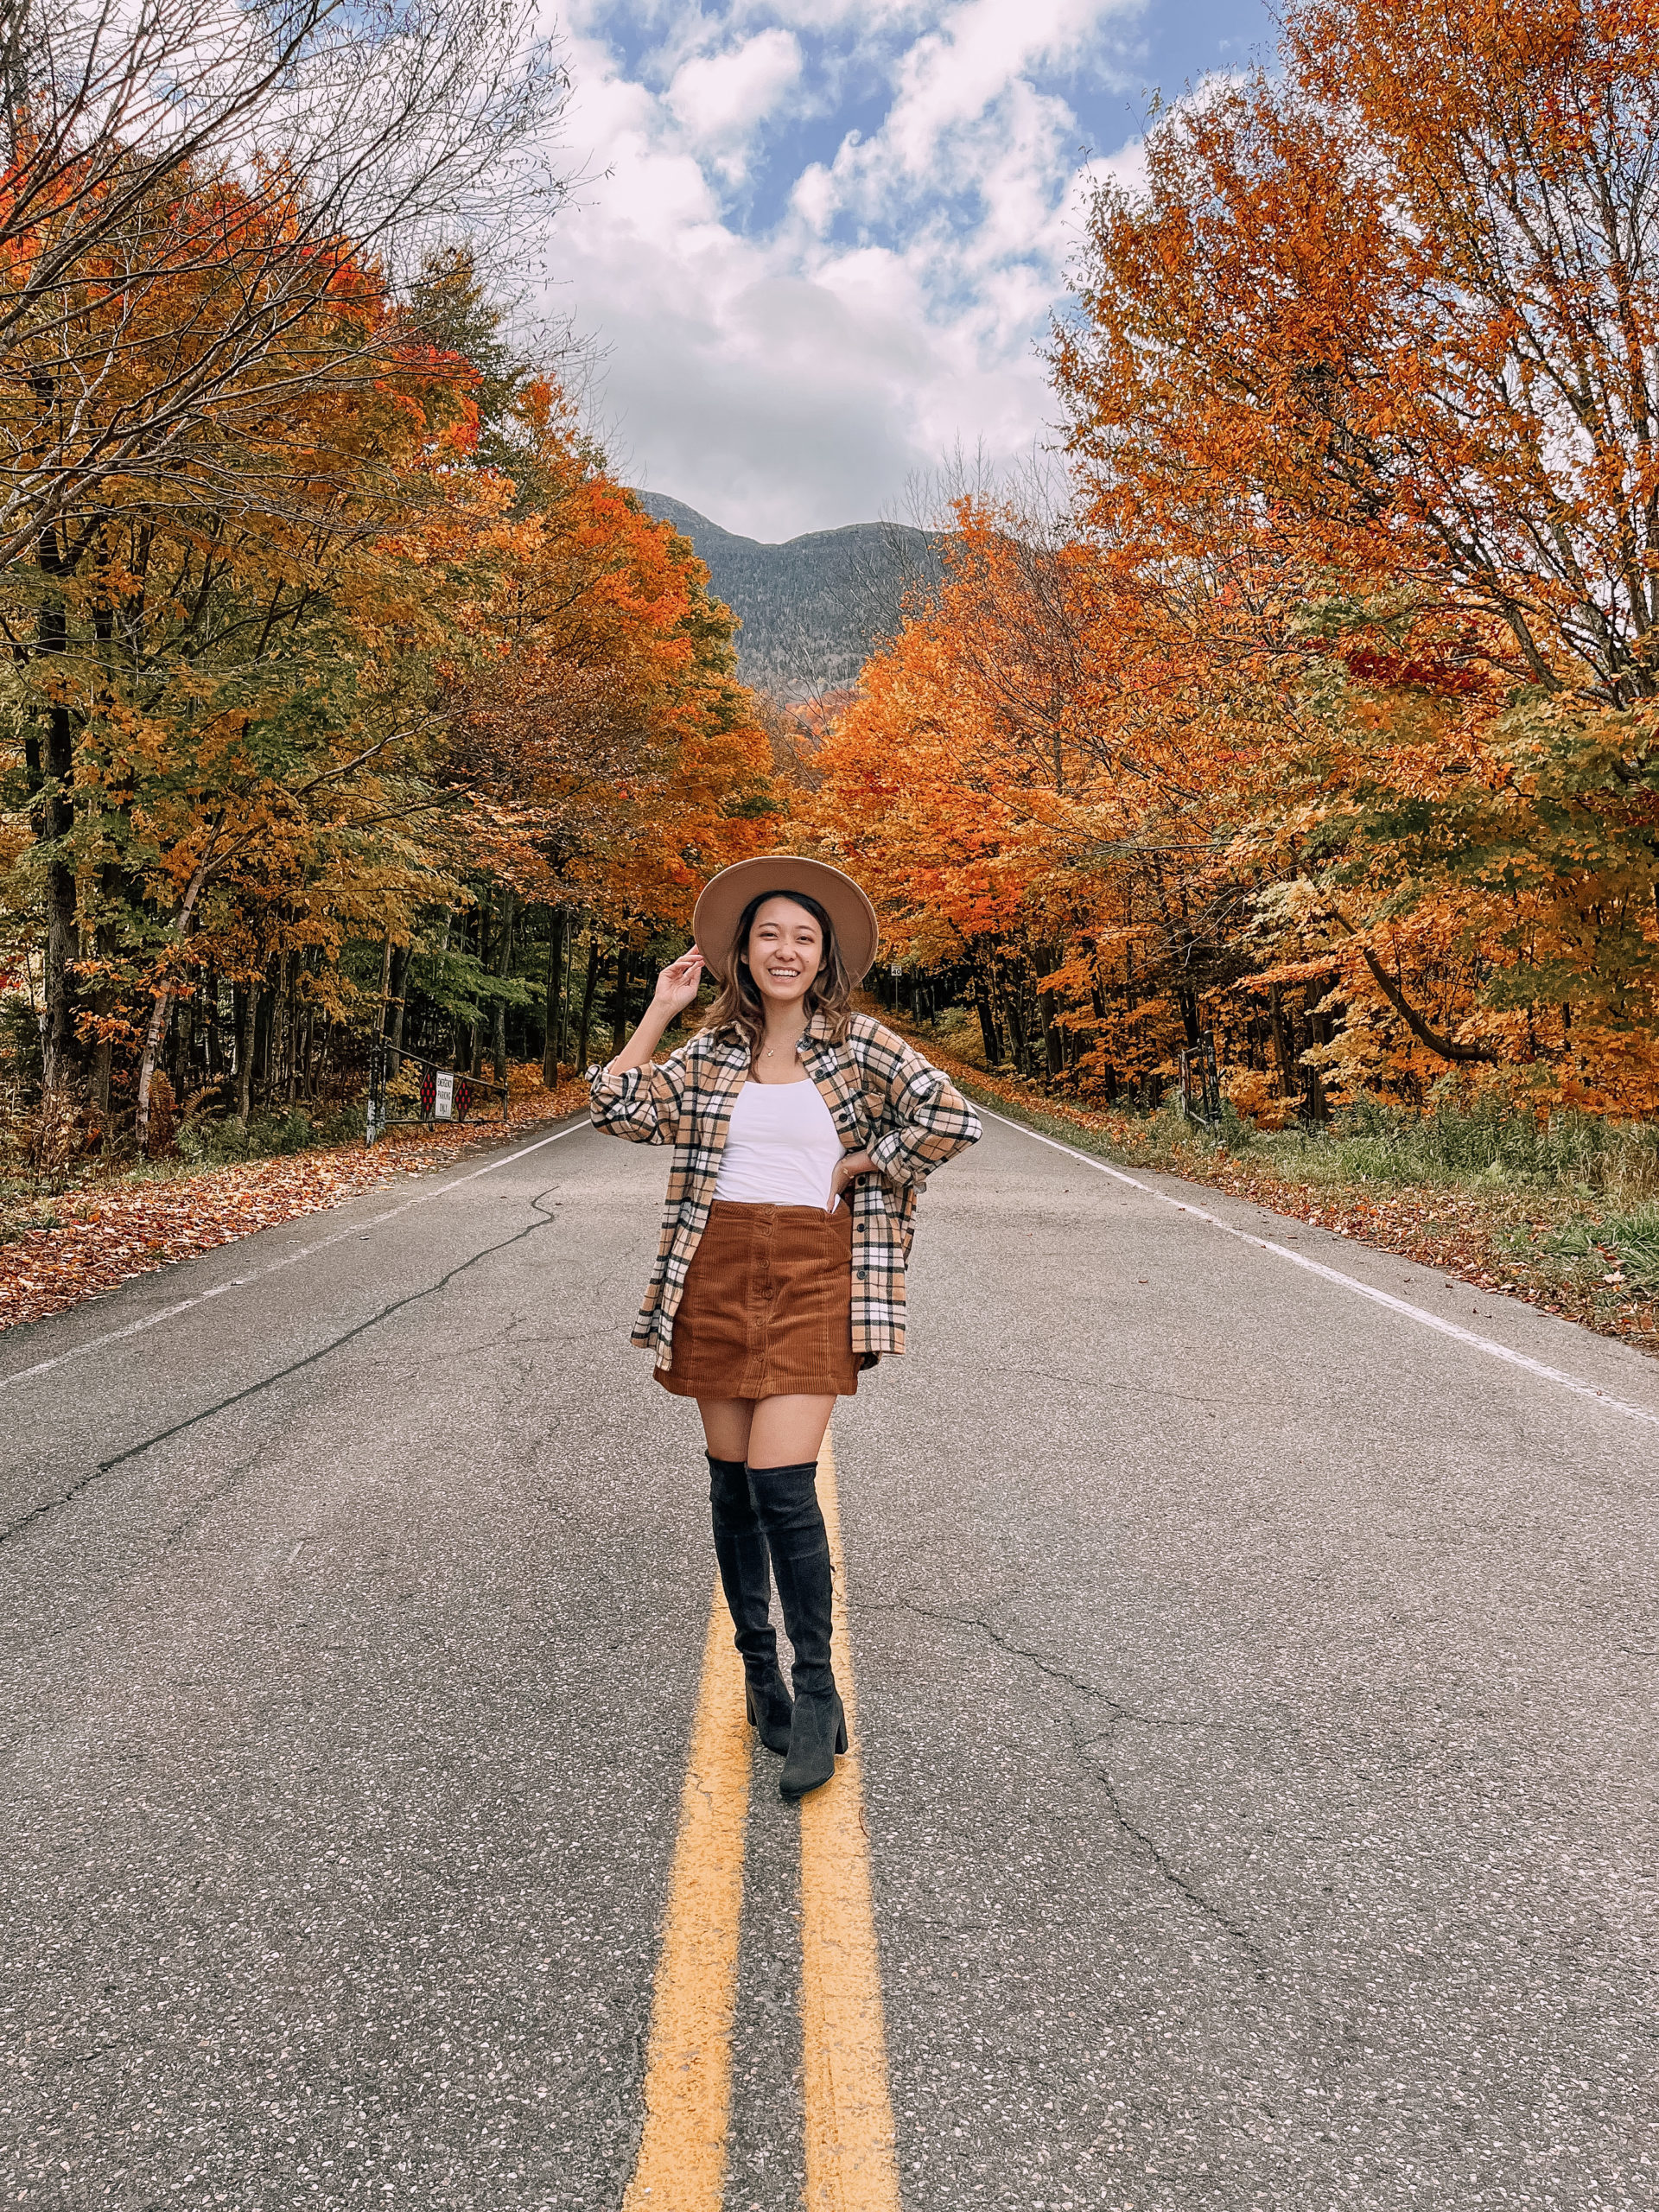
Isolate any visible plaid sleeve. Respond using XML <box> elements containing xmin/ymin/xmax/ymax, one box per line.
<box><xmin>867</xmin><ymin>1034</ymin><xmax>982</xmax><ymax>1188</ymax></box>
<box><xmin>588</xmin><ymin>1051</ymin><xmax>687</xmax><ymax>1147</ymax></box>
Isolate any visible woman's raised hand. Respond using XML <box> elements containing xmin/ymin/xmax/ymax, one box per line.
<box><xmin>602</xmin><ymin>946</ymin><xmax>707</xmax><ymax>1079</ymax></box>
<box><xmin>652</xmin><ymin>946</ymin><xmax>707</xmax><ymax>1019</ymax></box>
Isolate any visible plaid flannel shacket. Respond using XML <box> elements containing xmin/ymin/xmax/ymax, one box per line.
<box><xmin>588</xmin><ymin>1008</ymin><xmax>981</xmax><ymax>1370</ymax></box>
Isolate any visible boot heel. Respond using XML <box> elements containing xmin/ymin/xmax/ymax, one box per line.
<box><xmin>744</xmin><ymin>1666</ymin><xmax>794</xmax><ymax>1756</ymax></box>
<box><xmin>835</xmin><ymin>1715</ymin><xmax>847</xmax><ymax>1753</ymax></box>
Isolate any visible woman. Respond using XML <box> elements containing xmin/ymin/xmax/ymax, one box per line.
<box><xmin>589</xmin><ymin>855</ymin><xmax>981</xmax><ymax>1799</ymax></box>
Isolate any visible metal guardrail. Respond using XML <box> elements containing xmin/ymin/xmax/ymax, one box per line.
<box><xmin>365</xmin><ymin>1044</ymin><xmax>509</xmax><ymax>1145</ymax></box>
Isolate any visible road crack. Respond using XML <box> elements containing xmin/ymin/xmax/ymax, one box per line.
<box><xmin>0</xmin><ymin>1192</ymin><xmax>561</xmax><ymax>1550</ymax></box>
<box><xmin>857</xmin><ymin>1594</ymin><xmax>1273</xmax><ymax>1970</ymax></box>
<box><xmin>855</xmin><ymin>1596</ymin><xmax>1274</xmax><ymax>1732</ymax></box>
<box><xmin>1065</xmin><ymin>1714</ymin><xmax>1271</xmax><ymax>1973</ymax></box>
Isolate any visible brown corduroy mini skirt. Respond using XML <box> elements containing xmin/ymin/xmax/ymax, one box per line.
<box><xmin>657</xmin><ymin>1198</ymin><xmax>859</xmax><ymax>1401</ymax></box>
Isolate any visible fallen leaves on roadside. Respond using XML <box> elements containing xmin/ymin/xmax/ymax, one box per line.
<box><xmin>1183</xmin><ymin>1156</ymin><xmax>1659</xmax><ymax>1356</ymax></box>
<box><xmin>0</xmin><ymin>1083</ymin><xmax>588</xmax><ymax>1335</ymax></box>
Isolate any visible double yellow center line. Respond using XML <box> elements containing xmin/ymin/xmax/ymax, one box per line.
<box><xmin>621</xmin><ymin>1440</ymin><xmax>901</xmax><ymax>2210</ymax></box>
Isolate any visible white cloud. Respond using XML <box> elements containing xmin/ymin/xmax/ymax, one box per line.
<box><xmin>728</xmin><ymin>0</ymin><xmax>927</xmax><ymax>31</ymax></box>
<box><xmin>666</xmin><ymin>28</ymin><xmax>803</xmax><ymax>175</ymax></box>
<box><xmin>543</xmin><ymin>2</ymin><xmax>1146</xmax><ymax>539</ymax></box>
<box><xmin>880</xmin><ymin>0</ymin><xmax>1115</xmax><ymax>172</ymax></box>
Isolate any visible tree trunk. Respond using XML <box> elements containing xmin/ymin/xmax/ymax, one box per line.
<box><xmin>32</xmin><ymin>543</ymin><xmax>82</xmax><ymax>1094</ymax></box>
<box><xmin>233</xmin><ymin>985</ymin><xmax>253</xmax><ymax>1122</ymax></box>
<box><xmin>171</xmin><ymin>988</ymin><xmax>194</xmax><ymax>1104</ymax></box>
<box><xmin>460</xmin><ymin>909</ymin><xmax>480</xmax><ymax>1072</ymax></box>
<box><xmin>576</xmin><ymin>933</ymin><xmax>601</xmax><ymax>1073</ymax></box>
<box><xmin>556</xmin><ymin>911</ymin><xmax>575</xmax><ymax>1068</ymax></box>
<box><xmin>40</xmin><ymin>748</ymin><xmax>80</xmax><ymax>1090</ymax></box>
<box><xmin>1268</xmin><ymin>982</ymin><xmax>1295</xmax><ymax>1098</ymax></box>
<box><xmin>136</xmin><ymin>987</ymin><xmax>175</xmax><ymax>1156</ymax></box>
<box><xmin>389</xmin><ymin>944</ymin><xmax>409</xmax><ymax>1070</ymax></box>
<box><xmin>971</xmin><ymin>963</ymin><xmax>1003</xmax><ymax>1064</ymax></box>
<box><xmin>135</xmin><ymin>856</ymin><xmax>213</xmax><ymax>1156</ymax></box>
<box><xmin>609</xmin><ymin>944</ymin><xmax>631</xmax><ymax>1055</ymax></box>
<box><xmin>1000</xmin><ymin>964</ymin><xmax>1028</xmax><ymax>1074</ymax></box>
<box><xmin>542</xmin><ymin>907</ymin><xmax>568</xmax><ymax>1087</ymax></box>
<box><xmin>203</xmin><ymin>969</ymin><xmax>223</xmax><ymax>1085</ymax></box>
<box><xmin>255</xmin><ymin>968</ymin><xmax>275</xmax><ymax>1112</ymax></box>
<box><xmin>1084</xmin><ymin>944</ymin><xmax>1108</xmax><ymax>1027</ymax></box>
<box><xmin>1039</xmin><ymin>985</ymin><xmax>1063</xmax><ymax>1081</ymax></box>
<box><xmin>1303</xmin><ymin>980</ymin><xmax>1328</xmax><ymax>1122</ymax></box>
<box><xmin>492</xmin><ymin>888</ymin><xmax>515</xmax><ymax>1084</ymax></box>
<box><xmin>282</xmin><ymin>953</ymin><xmax>299</xmax><ymax>1104</ymax></box>
<box><xmin>89</xmin><ymin>921</ymin><xmax>116</xmax><ymax>1120</ymax></box>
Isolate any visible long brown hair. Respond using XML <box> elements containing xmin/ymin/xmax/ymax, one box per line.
<box><xmin>705</xmin><ymin>890</ymin><xmax>855</xmax><ymax>1060</ymax></box>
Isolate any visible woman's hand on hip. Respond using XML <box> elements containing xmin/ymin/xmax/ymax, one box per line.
<box><xmin>828</xmin><ymin>1149</ymin><xmax>878</xmax><ymax>1213</ymax></box>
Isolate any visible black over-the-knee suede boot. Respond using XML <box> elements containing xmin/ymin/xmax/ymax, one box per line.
<box><xmin>708</xmin><ymin>1453</ymin><xmax>792</xmax><ymax>1754</ymax></box>
<box><xmin>748</xmin><ymin>1459</ymin><xmax>847</xmax><ymax>1800</ymax></box>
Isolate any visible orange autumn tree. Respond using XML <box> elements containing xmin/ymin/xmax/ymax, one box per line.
<box><xmin>456</xmin><ymin>388</ymin><xmax>773</xmax><ymax>911</ymax></box>
<box><xmin>1</xmin><ymin>0</ymin><xmax>568</xmax><ymax>1118</ymax></box>
<box><xmin>0</xmin><ymin>158</ymin><xmax>501</xmax><ymax>1149</ymax></box>
<box><xmin>0</xmin><ymin>192</ymin><xmax>775</xmax><ymax>1145</ymax></box>
<box><xmin>815</xmin><ymin>493</ymin><xmax>1269</xmax><ymax>1094</ymax></box>
<box><xmin>1052</xmin><ymin>0</ymin><xmax>1659</xmax><ymax>1114</ymax></box>
<box><xmin>821</xmin><ymin>0</ymin><xmax>1659</xmax><ymax>1121</ymax></box>
<box><xmin>417</xmin><ymin>375</ymin><xmax>779</xmax><ymax>1082</ymax></box>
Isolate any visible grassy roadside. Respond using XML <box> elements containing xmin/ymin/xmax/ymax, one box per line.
<box><xmin>884</xmin><ymin>1015</ymin><xmax>1659</xmax><ymax>1361</ymax></box>
<box><xmin>0</xmin><ymin>1075</ymin><xmax>589</xmax><ymax>1334</ymax></box>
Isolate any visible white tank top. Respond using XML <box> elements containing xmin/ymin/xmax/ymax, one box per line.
<box><xmin>715</xmin><ymin>1080</ymin><xmax>843</xmax><ymax>1209</ymax></box>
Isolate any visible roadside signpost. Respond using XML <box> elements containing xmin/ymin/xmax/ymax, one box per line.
<box><xmin>365</xmin><ymin>1046</ymin><xmax>509</xmax><ymax>1145</ymax></box>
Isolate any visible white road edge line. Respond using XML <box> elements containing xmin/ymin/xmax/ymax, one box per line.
<box><xmin>984</xmin><ymin>1105</ymin><xmax>1659</xmax><ymax>1431</ymax></box>
<box><xmin>0</xmin><ymin>1116</ymin><xmax>593</xmax><ymax>1394</ymax></box>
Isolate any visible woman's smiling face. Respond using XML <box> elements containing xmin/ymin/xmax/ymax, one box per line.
<box><xmin>746</xmin><ymin>897</ymin><xmax>824</xmax><ymax>1011</ymax></box>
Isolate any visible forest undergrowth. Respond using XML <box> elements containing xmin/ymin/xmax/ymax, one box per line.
<box><xmin>0</xmin><ymin>1070</ymin><xmax>588</xmax><ymax>1334</ymax></box>
<box><xmin>887</xmin><ymin>1014</ymin><xmax>1659</xmax><ymax>1362</ymax></box>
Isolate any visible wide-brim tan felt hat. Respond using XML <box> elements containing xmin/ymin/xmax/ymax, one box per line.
<box><xmin>693</xmin><ymin>855</ymin><xmax>880</xmax><ymax>984</ymax></box>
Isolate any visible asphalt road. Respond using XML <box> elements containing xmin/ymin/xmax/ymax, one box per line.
<box><xmin>3</xmin><ymin>1108</ymin><xmax>1656</xmax><ymax>2209</ymax></box>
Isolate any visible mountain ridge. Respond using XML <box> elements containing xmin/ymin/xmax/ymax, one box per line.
<box><xmin>633</xmin><ymin>491</ymin><xmax>940</xmax><ymax>702</ymax></box>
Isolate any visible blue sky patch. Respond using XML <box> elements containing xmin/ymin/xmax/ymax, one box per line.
<box><xmin>548</xmin><ymin>0</ymin><xmax>1274</xmax><ymax>538</ymax></box>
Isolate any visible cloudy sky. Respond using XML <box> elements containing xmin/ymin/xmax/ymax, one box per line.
<box><xmin>545</xmin><ymin>1</ymin><xmax>1274</xmax><ymax>541</ymax></box>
